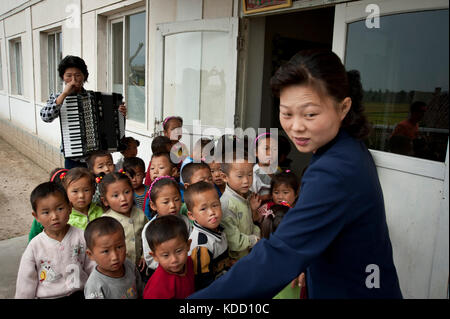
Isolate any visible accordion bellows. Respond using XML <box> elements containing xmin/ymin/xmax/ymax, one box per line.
<box><xmin>59</xmin><ymin>91</ymin><xmax>125</xmax><ymax>158</ymax></box>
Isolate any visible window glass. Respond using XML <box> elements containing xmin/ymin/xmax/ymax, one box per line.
<box><xmin>11</xmin><ymin>40</ymin><xmax>23</xmax><ymax>95</ymax></box>
<box><xmin>126</xmin><ymin>12</ymin><xmax>146</xmax><ymax>123</ymax></box>
<box><xmin>112</xmin><ymin>22</ymin><xmax>123</xmax><ymax>96</ymax></box>
<box><xmin>345</xmin><ymin>9</ymin><xmax>449</xmax><ymax>162</ymax></box>
<box><xmin>0</xmin><ymin>43</ymin><xmax>3</xmax><ymax>90</ymax></box>
<box><xmin>47</xmin><ymin>32</ymin><xmax>63</xmax><ymax>95</ymax></box>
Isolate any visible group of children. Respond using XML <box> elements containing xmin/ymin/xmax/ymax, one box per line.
<box><xmin>16</xmin><ymin>115</ymin><xmax>305</xmax><ymax>299</ymax></box>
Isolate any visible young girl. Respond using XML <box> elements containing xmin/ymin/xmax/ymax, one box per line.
<box><xmin>100</xmin><ymin>172</ymin><xmax>148</xmax><ymax>272</ymax></box>
<box><xmin>63</xmin><ymin>167</ymin><xmax>103</xmax><ymax>230</ymax></box>
<box><xmin>255</xmin><ymin>170</ymin><xmax>299</xmax><ymax>225</ymax></box>
<box><xmin>162</xmin><ymin>116</ymin><xmax>189</xmax><ymax>165</ymax></box>
<box><xmin>116</xmin><ymin>136</ymin><xmax>140</xmax><ymax>171</ymax></box>
<box><xmin>143</xmin><ymin>152</ymin><xmax>179</xmax><ymax>218</ymax></box>
<box><xmin>144</xmin><ymin>135</ymin><xmax>172</xmax><ymax>186</ymax></box>
<box><xmin>28</xmin><ymin>168</ymin><xmax>69</xmax><ymax>242</ymax></box>
<box><xmin>251</xmin><ymin>132</ymin><xmax>282</xmax><ymax>203</ymax></box>
<box><xmin>141</xmin><ymin>176</ymin><xmax>191</xmax><ymax>276</ymax></box>
<box><xmin>40</xmin><ymin>55</ymin><xmax>126</xmax><ymax>169</ymax></box>
<box><xmin>260</xmin><ymin>203</ymin><xmax>305</xmax><ymax>299</ymax></box>
<box><xmin>122</xmin><ymin>156</ymin><xmax>149</xmax><ymax>211</ymax></box>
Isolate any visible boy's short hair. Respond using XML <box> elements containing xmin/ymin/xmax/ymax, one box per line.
<box><xmin>86</xmin><ymin>150</ymin><xmax>113</xmax><ymax>171</ymax></box>
<box><xmin>220</xmin><ymin>150</ymin><xmax>250</xmax><ymax>176</ymax></box>
<box><xmin>30</xmin><ymin>181</ymin><xmax>69</xmax><ymax>212</ymax></box>
<box><xmin>151</xmin><ymin>136</ymin><xmax>172</xmax><ymax>153</ymax></box>
<box><xmin>62</xmin><ymin>167</ymin><xmax>95</xmax><ymax>189</ymax></box>
<box><xmin>145</xmin><ymin>215</ymin><xmax>189</xmax><ymax>251</ymax></box>
<box><xmin>123</xmin><ymin>157</ymin><xmax>146</xmax><ymax>177</ymax></box>
<box><xmin>151</xmin><ymin>152</ymin><xmax>176</xmax><ymax>167</ymax></box>
<box><xmin>181</xmin><ymin>162</ymin><xmax>211</xmax><ymax>184</ymax></box>
<box><xmin>184</xmin><ymin>181</ymin><xmax>217</xmax><ymax>212</ymax></box>
<box><xmin>84</xmin><ymin>217</ymin><xmax>125</xmax><ymax>250</ymax></box>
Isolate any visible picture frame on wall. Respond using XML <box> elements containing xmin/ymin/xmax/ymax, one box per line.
<box><xmin>242</xmin><ymin>0</ymin><xmax>293</xmax><ymax>14</ymax></box>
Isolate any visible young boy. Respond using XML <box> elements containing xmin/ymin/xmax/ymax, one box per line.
<box><xmin>179</xmin><ymin>162</ymin><xmax>215</xmax><ymax>225</ymax></box>
<box><xmin>184</xmin><ymin>181</ymin><xmax>230</xmax><ymax>290</ymax></box>
<box><xmin>116</xmin><ymin>136</ymin><xmax>140</xmax><ymax>171</ymax></box>
<box><xmin>220</xmin><ymin>152</ymin><xmax>261</xmax><ymax>261</ymax></box>
<box><xmin>87</xmin><ymin>150</ymin><xmax>115</xmax><ymax>204</ymax></box>
<box><xmin>84</xmin><ymin>216</ymin><xmax>144</xmax><ymax>299</ymax></box>
<box><xmin>143</xmin><ymin>215</ymin><xmax>194</xmax><ymax>299</ymax></box>
<box><xmin>15</xmin><ymin>182</ymin><xmax>95</xmax><ymax>299</ymax></box>
<box><xmin>123</xmin><ymin>157</ymin><xmax>149</xmax><ymax>211</ymax></box>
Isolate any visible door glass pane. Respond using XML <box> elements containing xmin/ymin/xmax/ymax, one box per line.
<box><xmin>345</xmin><ymin>9</ymin><xmax>449</xmax><ymax>162</ymax></box>
<box><xmin>126</xmin><ymin>12</ymin><xmax>146</xmax><ymax>123</ymax></box>
<box><xmin>0</xmin><ymin>44</ymin><xmax>3</xmax><ymax>90</ymax></box>
<box><xmin>112</xmin><ymin>22</ymin><xmax>123</xmax><ymax>96</ymax></box>
<box><xmin>163</xmin><ymin>30</ymin><xmax>228</xmax><ymax>128</ymax></box>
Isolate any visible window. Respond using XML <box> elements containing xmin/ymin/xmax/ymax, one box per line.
<box><xmin>0</xmin><ymin>42</ymin><xmax>3</xmax><ymax>91</ymax></box>
<box><xmin>110</xmin><ymin>11</ymin><xmax>146</xmax><ymax>124</ymax></box>
<box><xmin>48</xmin><ymin>31</ymin><xmax>63</xmax><ymax>95</ymax></box>
<box><xmin>345</xmin><ymin>9</ymin><xmax>449</xmax><ymax>162</ymax></box>
<box><xmin>9</xmin><ymin>38</ymin><xmax>23</xmax><ymax>95</ymax></box>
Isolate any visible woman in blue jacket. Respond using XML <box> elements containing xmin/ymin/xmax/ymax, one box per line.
<box><xmin>189</xmin><ymin>50</ymin><xmax>402</xmax><ymax>298</ymax></box>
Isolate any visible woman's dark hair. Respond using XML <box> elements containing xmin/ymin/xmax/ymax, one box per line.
<box><xmin>270</xmin><ymin>170</ymin><xmax>300</xmax><ymax>195</ymax></box>
<box><xmin>123</xmin><ymin>157</ymin><xmax>146</xmax><ymax>178</ymax></box>
<box><xmin>260</xmin><ymin>204</ymin><xmax>290</xmax><ymax>239</ymax></box>
<box><xmin>99</xmin><ymin>172</ymin><xmax>133</xmax><ymax>199</ymax></box>
<box><xmin>58</xmin><ymin>55</ymin><xmax>89</xmax><ymax>82</ymax></box>
<box><xmin>270</xmin><ymin>49</ymin><xmax>370</xmax><ymax>139</ymax></box>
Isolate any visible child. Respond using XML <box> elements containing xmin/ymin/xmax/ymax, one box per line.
<box><xmin>144</xmin><ymin>135</ymin><xmax>172</xmax><ymax>186</ymax></box>
<box><xmin>143</xmin><ymin>215</ymin><xmax>194</xmax><ymax>299</ymax></box>
<box><xmin>179</xmin><ymin>162</ymin><xmax>215</xmax><ymax>224</ymax></box>
<box><xmin>220</xmin><ymin>151</ymin><xmax>261</xmax><ymax>261</ymax></box>
<box><xmin>100</xmin><ymin>172</ymin><xmax>148</xmax><ymax>273</ymax></box>
<box><xmin>255</xmin><ymin>170</ymin><xmax>299</xmax><ymax>225</ymax></box>
<box><xmin>208</xmin><ymin>160</ymin><xmax>226</xmax><ymax>197</ymax></box>
<box><xmin>123</xmin><ymin>157</ymin><xmax>149</xmax><ymax>211</ymax></box>
<box><xmin>143</xmin><ymin>152</ymin><xmax>179</xmax><ymax>218</ymax></box>
<box><xmin>141</xmin><ymin>176</ymin><xmax>191</xmax><ymax>274</ymax></box>
<box><xmin>84</xmin><ymin>216</ymin><xmax>144</xmax><ymax>299</ymax></box>
<box><xmin>251</xmin><ymin>132</ymin><xmax>282</xmax><ymax>203</ymax></box>
<box><xmin>15</xmin><ymin>182</ymin><xmax>95</xmax><ymax>299</ymax></box>
<box><xmin>260</xmin><ymin>203</ymin><xmax>305</xmax><ymax>299</ymax></box>
<box><xmin>28</xmin><ymin>168</ymin><xmax>68</xmax><ymax>242</ymax></box>
<box><xmin>40</xmin><ymin>55</ymin><xmax>126</xmax><ymax>169</ymax></box>
<box><xmin>162</xmin><ymin>116</ymin><xmax>189</xmax><ymax>164</ymax></box>
<box><xmin>185</xmin><ymin>181</ymin><xmax>230</xmax><ymax>290</ymax></box>
<box><xmin>63</xmin><ymin>167</ymin><xmax>103</xmax><ymax>230</ymax></box>
<box><xmin>116</xmin><ymin>136</ymin><xmax>140</xmax><ymax>171</ymax></box>
<box><xmin>179</xmin><ymin>137</ymin><xmax>212</xmax><ymax>184</ymax></box>
<box><xmin>87</xmin><ymin>150</ymin><xmax>115</xmax><ymax>204</ymax></box>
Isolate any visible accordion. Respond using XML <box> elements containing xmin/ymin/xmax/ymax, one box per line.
<box><xmin>59</xmin><ymin>91</ymin><xmax>125</xmax><ymax>158</ymax></box>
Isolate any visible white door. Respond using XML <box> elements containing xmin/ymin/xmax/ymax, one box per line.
<box><xmin>332</xmin><ymin>0</ymin><xmax>449</xmax><ymax>298</ymax></box>
<box><xmin>153</xmin><ymin>17</ymin><xmax>239</xmax><ymax>150</ymax></box>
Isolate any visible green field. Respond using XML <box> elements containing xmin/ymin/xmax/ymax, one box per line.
<box><xmin>364</xmin><ymin>102</ymin><xmax>410</xmax><ymax>126</ymax></box>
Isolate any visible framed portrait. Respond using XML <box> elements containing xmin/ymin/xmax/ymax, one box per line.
<box><xmin>242</xmin><ymin>0</ymin><xmax>293</xmax><ymax>14</ymax></box>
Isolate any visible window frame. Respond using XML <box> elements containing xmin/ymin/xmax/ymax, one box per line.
<box><xmin>0</xmin><ymin>40</ymin><xmax>4</xmax><ymax>92</ymax></box>
<box><xmin>332</xmin><ymin>0</ymin><xmax>449</xmax><ymax>180</ymax></box>
<box><xmin>8</xmin><ymin>37</ymin><xmax>23</xmax><ymax>96</ymax></box>
<box><xmin>107</xmin><ymin>7</ymin><xmax>147</xmax><ymax>133</ymax></box>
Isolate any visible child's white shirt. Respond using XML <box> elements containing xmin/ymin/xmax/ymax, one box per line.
<box><xmin>15</xmin><ymin>226</ymin><xmax>96</xmax><ymax>299</ymax></box>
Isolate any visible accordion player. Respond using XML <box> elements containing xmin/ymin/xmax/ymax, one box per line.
<box><xmin>59</xmin><ymin>91</ymin><xmax>125</xmax><ymax>158</ymax></box>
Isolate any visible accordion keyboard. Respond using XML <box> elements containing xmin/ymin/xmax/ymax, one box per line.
<box><xmin>60</xmin><ymin>95</ymin><xmax>84</xmax><ymax>158</ymax></box>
